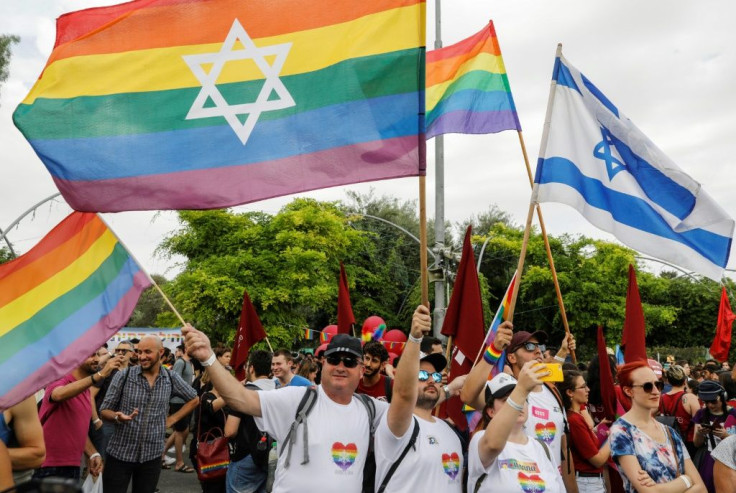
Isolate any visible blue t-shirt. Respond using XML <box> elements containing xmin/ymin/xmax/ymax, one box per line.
<box><xmin>275</xmin><ymin>374</ymin><xmax>313</xmax><ymax>388</ymax></box>
<box><xmin>610</xmin><ymin>417</ymin><xmax>689</xmax><ymax>493</ymax></box>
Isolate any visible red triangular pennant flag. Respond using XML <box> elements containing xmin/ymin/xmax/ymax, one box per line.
<box><xmin>596</xmin><ymin>326</ymin><xmax>617</xmax><ymax>421</ymax></box>
<box><xmin>439</xmin><ymin>226</ymin><xmax>485</xmax><ymax>431</ymax></box>
<box><xmin>337</xmin><ymin>262</ymin><xmax>355</xmax><ymax>335</ymax></box>
<box><xmin>710</xmin><ymin>286</ymin><xmax>736</xmax><ymax>362</ymax></box>
<box><xmin>621</xmin><ymin>264</ymin><xmax>647</xmax><ymax>363</ymax></box>
<box><xmin>231</xmin><ymin>289</ymin><xmax>267</xmax><ymax>381</ymax></box>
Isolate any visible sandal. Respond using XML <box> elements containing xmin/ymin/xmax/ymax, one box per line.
<box><xmin>175</xmin><ymin>464</ymin><xmax>195</xmax><ymax>473</ymax></box>
<box><xmin>161</xmin><ymin>461</ymin><xmax>171</xmax><ymax>470</ymax></box>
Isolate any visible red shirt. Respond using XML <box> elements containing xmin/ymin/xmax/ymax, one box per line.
<box><xmin>660</xmin><ymin>390</ymin><xmax>694</xmax><ymax>442</ymax></box>
<box><xmin>39</xmin><ymin>374</ymin><xmax>92</xmax><ymax>467</ymax></box>
<box><xmin>356</xmin><ymin>374</ymin><xmax>392</xmax><ymax>402</ymax></box>
<box><xmin>567</xmin><ymin>410</ymin><xmax>604</xmax><ymax>474</ymax></box>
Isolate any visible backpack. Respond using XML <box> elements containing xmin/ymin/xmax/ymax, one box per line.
<box><xmin>280</xmin><ymin>387</ymin><xmax>418</xmax><ymax>493</ymax></box>
<box><xmin>655</xmin><ymin>392</ymin><xmax>685</xmax><ymax>438</ymax></box>
<box><xmin>238</xmin><ymin>383</ymin><xmax>274</xmax><ymax>469</ymax></box>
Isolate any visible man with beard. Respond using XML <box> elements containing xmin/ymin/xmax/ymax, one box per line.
<box><xmin>33</xmin><ymin>347</ymin><xmax>121</xmax><ymax>482</ymax></box>
<box><xmin>100</xmin><ymin>335</ymin><xmax>198</xmax><ymax>493</ymax></box>
<box><xmin>373</xmin><ymin>305</ymin><xmax>465</xmax><ymax>492</ymax></box>
<box><xmin>357</xmin><ymin>340</ymin><xmax>393</xmax><ymax>402</ymax></box>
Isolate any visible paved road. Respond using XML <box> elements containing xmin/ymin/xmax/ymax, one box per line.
<box><xmin>156</xmin><ymin>459</ymin><xmax>202</xmax><ymax>493</ymax></box>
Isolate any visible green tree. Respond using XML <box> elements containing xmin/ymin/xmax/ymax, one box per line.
<box><xmin>157</xmin><ymin>200</ymin><xmax>370</xmax><ymax>347</ymax></box>
<box><xmin>128</xmin><ymin>274</ymin><xmax>169</xmax><ymax>327</ymax></box>
<box><xmin>0</xmin><ymin>35</ymin><xmax>19</xmax><ymax>102</ymax></box>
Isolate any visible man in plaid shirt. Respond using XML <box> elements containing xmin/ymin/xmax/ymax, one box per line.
<box><xmin>100</xmin><ymin>335</ymin><xmax>198</xmax><ymax>493</ymax></box>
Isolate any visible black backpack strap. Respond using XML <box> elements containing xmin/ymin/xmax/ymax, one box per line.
<box><xmin>282</xmin><ymin>387</ymin><xmax>318</xmax><ymax>467</ymax></box>
<box><xmin>384</xmin><ymin>376</ymin><xmax>393</xmax><ymax>402</ymax></box>
<box><xmin>474</xmin><ymin>473</ymin><xmax>487</xmax><ymax>493</ymax></box>
<box><xmin>355</xmin><ymin>393</ymin><xmax>377</xmax><ymax>437</ymax></box>
<box><xmin>536</xmin><ymin>438</ymin><xmax>552</xmax><ymax>462</ymax></box>
<box><xmin>376</xmin><ymin>417</ymin><xmax>420</xmax><ymax>493</ymax></box>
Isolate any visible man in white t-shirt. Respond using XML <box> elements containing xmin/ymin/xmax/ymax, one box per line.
<box><xmin>374</xmin><ymin>305</ymin><xmax>464</xmax><ymax>492</ymax></box>
<box><xmin>461</xmin><ymin>324</ymin><xmax>578</xmax><ymax>493</ymax></box>
<box><xmin>183</xmin><ymin>308</ymin><xmax>429</xmax><ymax>493</ymax></box>
<box><xmin>712</xmin><ymin>434</ymin><xmax>736</xmax><ymax>493</ymax></box>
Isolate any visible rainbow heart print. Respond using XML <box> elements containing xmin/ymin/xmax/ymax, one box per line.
<box><xmin>331</xmin><ymin>442</ymin><xmax>357</xmax><ymax>471</ymax></box>
<box><xmin>441</xmin><ymin>452</ymin><xmax>460</xmax><ymax>480</ymax></box>
<box><xmin>534</xmin><ymin>422</ymin><xmax>556</xmax><ymax>444</ymax></box>
<box><xmin>519</xmin><ymin>472</ymin><xmax>546</xmax><ymax>493</ymax></box>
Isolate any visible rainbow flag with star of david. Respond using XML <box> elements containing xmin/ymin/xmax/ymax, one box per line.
<box><xmin>13</xmin><ymin>0</ymin><xmax>426</xmax><ymax>212</ymax></box>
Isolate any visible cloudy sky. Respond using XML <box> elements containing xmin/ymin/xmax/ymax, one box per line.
<box><xmin>1</xmin><ymin>1</ymin><xmax>734</xmax><ymax>281</ymax></box>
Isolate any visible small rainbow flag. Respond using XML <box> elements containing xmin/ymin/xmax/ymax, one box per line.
<box><xmin>425</xmin><ymin>20</ymin><xmax>521</xmax><ymax>139</ymax></box>
<box><xmin>14</xmin><ymin>0</ymin><xmax>426</xmax><ymax>212</ymax></box>
<box><xmin>481</xmin><ymin>270</ymin><xmax>517</xmax><ymax>375</ymax></box>
<box><xmin>0</xmin><ymin>212</ymin><xmax>151</xmax><ymax>409</ymax></box>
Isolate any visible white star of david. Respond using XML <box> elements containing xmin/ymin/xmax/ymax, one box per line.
<box><xmin>182</xmin><ymin>19</ymin><xmax>295</xmax><ymax>145</ymax></box>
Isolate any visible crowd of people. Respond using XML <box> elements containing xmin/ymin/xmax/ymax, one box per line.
<box><xmin>1</xmin><ymin>309</ymin><xmax>736</xmax><ymax>493</ymax></box>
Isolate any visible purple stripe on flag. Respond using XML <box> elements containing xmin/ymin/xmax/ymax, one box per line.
<box><xmin>427</xmin><ymin>110</ymin><xmax>520</xmax><ymax>139</ymax></box>
<box><xmin>53</xmin><ymin>136</ymin><xmax>423</xmax><ymax>212</ymax></box>
<box><xmin>0</xmin><ymin>272</ymin><xmax>150</xmax><ymax>409</ymax></box>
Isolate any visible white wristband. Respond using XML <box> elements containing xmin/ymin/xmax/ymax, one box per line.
<box><xmin>506</xmin><ymin>396</ymin><xmax>524</xmax><ymax>412</ymax></box>
<box><xmin>89</xmin><ymin>453</ymin><xmax>101</xmax><ymax>460</ymax></box>
<box><xmin>93</xmin><ymin>418</ymin><xmax>101</xmax><ymax>425</ymax></box>
<box><xmin>553</xmin><ymin>355</ymin><xmax>566</xmax><ymax>363</ymax></box>
<box><xmin>408</xmin><ymin>333</ymin><xmax>422</xmax><ymax>344</ymax></box>
<box><xmin>201</xmin><ymin>352</ymin><xmax>217</xmax><ymax>367</ymax></box>
<box><xmin>680</xmin><ymin>476</ymin><xmax>692</xmax><ymax>489</ymax></box>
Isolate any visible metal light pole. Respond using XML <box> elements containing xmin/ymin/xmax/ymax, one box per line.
<box><xmin>432</xmin><ymin>0</ymin><xmax>446</xmax><ymax>338</ymax></box>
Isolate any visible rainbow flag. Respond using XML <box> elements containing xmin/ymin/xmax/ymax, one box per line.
<box><xmin>480</xmin><ymin>270</ymin><xmax>517</xmax><ymax>375</ymax></box>
<box><xmin>0</xmin><ymin>212</ymin><xmax>151</xmax><ymax>409</ymax></box>
<box><xmin>425</xmin><ymin>20</ymin><xmax>520</xmax><ymax>139</ymax></box>
<box><xmin>13</xmin><ymin>0</ymin><xmax>426</xmax><ymax>212</ymax></box>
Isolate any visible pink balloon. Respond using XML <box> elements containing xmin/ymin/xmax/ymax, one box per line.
<box><xmin>322</xmin><ymin>324</ymin><xmax>338</xmax><ymax>343</ymax></box>
<box><xmin>362</xmin><ymin>316</ymin><xmax>386</xmax><ymax>334</ymax></box>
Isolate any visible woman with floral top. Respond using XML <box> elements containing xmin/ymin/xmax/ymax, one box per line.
<box><xmin>609</xmin><ymin>361</ymin><xmax>705</xmax><ymax>493</ymax></box>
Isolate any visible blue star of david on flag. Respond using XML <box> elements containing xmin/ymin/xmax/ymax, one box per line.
<box><xmin>593</xmin><ymin>126</ymin><xmax>626</xmax><ymax>181</ymax></box>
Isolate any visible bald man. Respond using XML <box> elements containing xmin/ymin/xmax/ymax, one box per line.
<box><xmin>100</xmin><ymin>335</ymin><xmax>198</xmax><ymax>493</ymax></box>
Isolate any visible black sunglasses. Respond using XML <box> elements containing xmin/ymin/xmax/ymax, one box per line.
<box><xmin>325</xmin><ymin>354</ymin><xmax>360</xmax><ymax>368</ymax></box>
<box><xmin>418</xmin><ymin>370</ymin><xmax>442</xmax><ymax>383</ymax></box>
<box><xmin>519</xmin><ymin>342</ymin><xmax>546</xmax><ymax>353</ymax></box>
<box><xmin>631</xmin><ymin>381</ymin><xmax>664</xmax><ymax>393</ymax></box>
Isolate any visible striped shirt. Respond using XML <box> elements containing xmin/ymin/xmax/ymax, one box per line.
<box><xmin>101</xmin><ymin>365</ymin><xmax>197</xmax><ymax>462</ymax></box>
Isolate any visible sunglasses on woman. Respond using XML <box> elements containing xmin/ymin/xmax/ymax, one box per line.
<box><xmin>325</xmin><ymin>354</ymin><xmax>360</xmax><ymax>368</ymax></box>
<box><xmin>418</xmin><ymin>370</ymin><xmax>443</xmax><ymax>383</ymax></box>
<box><xmin>631</xmin><ymin>381</ymin><xmax>664</xmax><ymax>393</ymax></box>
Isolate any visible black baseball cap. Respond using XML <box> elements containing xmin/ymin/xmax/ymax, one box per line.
<box><xmin>324</xmin><ymin>334</ymin><xmax>362</xmax><ymax>358</ymax></box>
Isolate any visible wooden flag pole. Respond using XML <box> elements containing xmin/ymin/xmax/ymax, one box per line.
<box><xmin>264</xmin><ymin>336</ymin><xmax>274</xmax><ymax>353</ymax></box>
<box><xmin>517</xmin><ymin>132</ymin><xmax>576</xmax><ymax>363</ymax></box>
<box><xmin>506</xmin><ymin>201</ymin><xmax>535</xmax><ymax>322</ymax></box>
<box><xmin>95</xmin><ymin>214</ymin><xmax>187</xmax><ymax>326</ymax></box>
<box><xmin>419</xmin><ymin>175</ymin><xmax>429</xmax><ymax>307</ymax></box>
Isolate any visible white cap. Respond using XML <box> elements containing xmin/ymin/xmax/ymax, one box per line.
<box><xmin>487</xmin><ymin>372</ymin><xmax>518</xmax><ymax>400</ymax></box>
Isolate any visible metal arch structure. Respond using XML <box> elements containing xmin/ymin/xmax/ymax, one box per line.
<box><xmin>0</xmin><ymin>192</ymin><xmax>62</xmax><ymax>259</ymax></box>
<box><xmin>350</xmin><ymin>213</ymin><xmax>439</xmax><ymax>263</ymax></box>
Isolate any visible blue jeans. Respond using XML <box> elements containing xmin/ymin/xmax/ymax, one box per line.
<box><xmin>226</xmin><ymin>455</ymin><xmax>267</xmax><ymax>493</ymax></box>
<box><xmin>32</xmin><ymin>466</ymin><xmax>81</xmax><ymax>482</ymax></box>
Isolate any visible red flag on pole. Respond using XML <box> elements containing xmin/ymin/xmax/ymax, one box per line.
<box><xmin>596</xmin><ymin>326</ymin><xmax>617</xmax><ymax>421</ymax></box>
<box><xmin>440</xmin><ymin>226</ymin><xmax>485</xmax><ymax>431</ymax></box>
<box><xmin>710</xmin><ymin>287</ymin><xmax>736</xmax><ymax>362</ymax></box>
<box><xmin>337</xmin><ymin>262</ymin><xmax>355</xmax><ymax>335</ymax></box>
<box><xmin>231</xmin><ymin>289</ymin><xmax>267</xmax><ymax>381</ymax></box>
<box><xmin>621</xmin><ymin>264</ymin><xmax>647</xmax><ymax>363</ymax></box>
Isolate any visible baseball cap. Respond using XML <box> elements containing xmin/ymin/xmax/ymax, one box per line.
<box><xmin>647</xmin><ymin>359</ymin><xmax>663</xmax><ymax>379</ymax></box>
<box><xmin>419</xmin><ymin>351</ymin><xmax>447</xmax><ymax>373</ymax></box>
<box><xmin>507</xmin><ymin>331</ymin><xmax>548</xmax><ymax>353</ymax></box>
<box><xmin>315</xmin><ymin>343</ymin><xmax>328</xmax><ymax>357</ymax></box>
<box><xmin>486</xmin><ymin>372</ymin><xmax>518</xmax><ymax>401</ymax></box>
<box><xmin>698</xmin><ymin>380</ymin><xmax>725</xmax><ymax>401</ymax></box>
<box><xmin>324</xmin><ymin>334</ymin><xmax>362</xmax><ymax>358</ymax></box>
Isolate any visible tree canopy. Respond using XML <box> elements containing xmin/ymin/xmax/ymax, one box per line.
<box><xmin>150</xmin><ymin>193</ymin><xmax>733</xmax><ymax>362</ymax></box>
<box><xmin>0</xmin><ymin>34</ymin><xmax>19</xmax><ymax>104</ymax></box>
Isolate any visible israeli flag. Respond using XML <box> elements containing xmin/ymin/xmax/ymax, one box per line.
<box><xmin>533</xmin><ymin>53</ymin><xmax>734</xmax><ymax>281</ymax></box>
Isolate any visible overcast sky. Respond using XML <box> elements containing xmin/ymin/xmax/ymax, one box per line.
<box><xmin>1</xmin><ymin>1</ymin><xmax>734</xmax><ymax>282</ymax></box>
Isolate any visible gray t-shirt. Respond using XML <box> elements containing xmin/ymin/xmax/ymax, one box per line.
<box><xmin>170</xmin><ymin>357</ymin><xmax>194</xmax><ymax>404</ymax></box>
<box><xmin>712</xmin><ymin>434</ymin><xmax>736</xmax><ymax>470</ymax></box>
